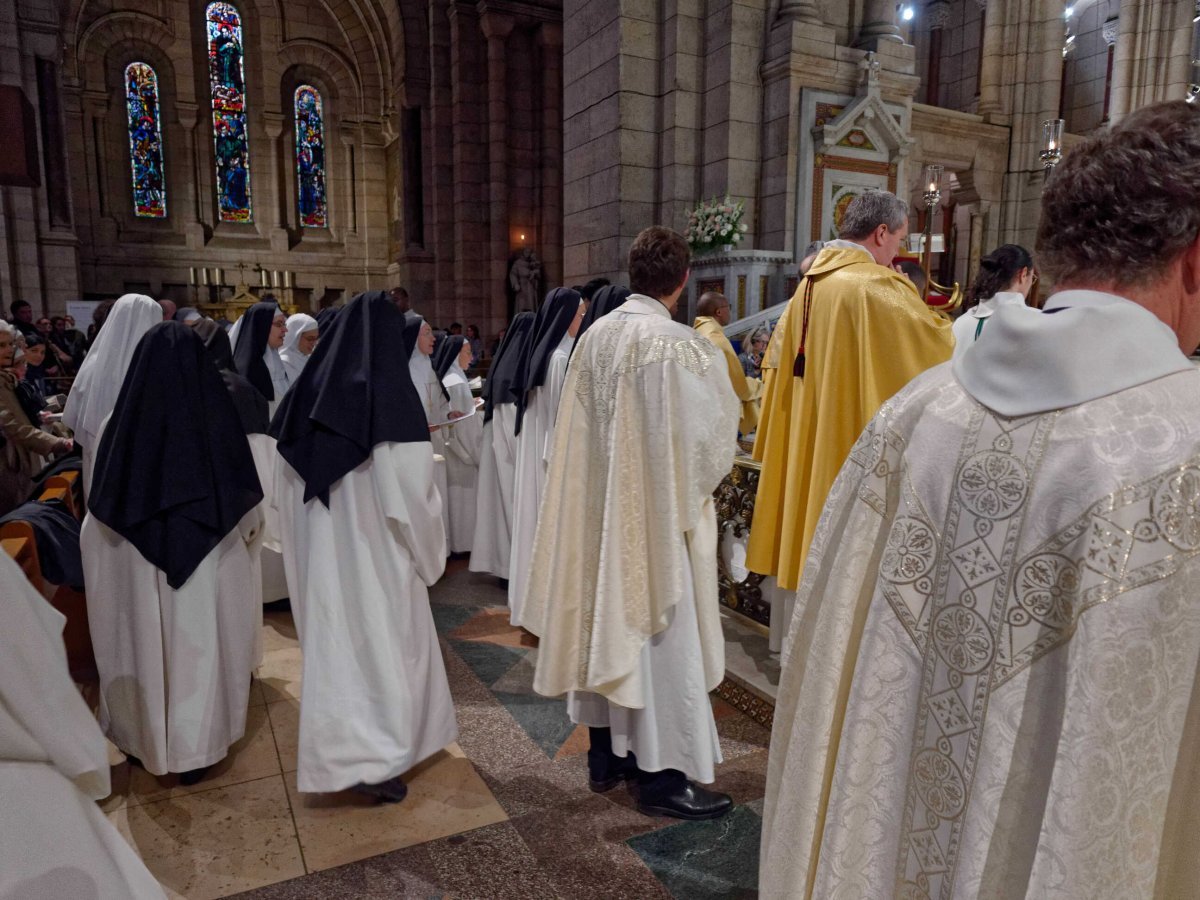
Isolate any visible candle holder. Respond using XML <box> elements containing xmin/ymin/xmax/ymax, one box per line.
<box><xmin>920</xmin><ymin>164</ymin><xmax>943</xmax><ymax>300</ymax></box>
<box><xmin>1040</xmin><ymin>118</ymin><xmax>1064</xmax><ymax>175</ymax></box>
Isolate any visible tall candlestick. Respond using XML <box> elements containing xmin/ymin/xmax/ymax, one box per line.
<box><xmin>189</xmin><ymin>266</ymin><xmax>197</xmax><ymax>286</ymax></box>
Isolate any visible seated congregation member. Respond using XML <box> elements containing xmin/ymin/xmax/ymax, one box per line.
<box><xmin>406</xmin><ymin>313</ymin><xmax>452</xmax><ymax>541</ymax></box>
<box><xmin>61</xmin><ymin>293</ymin><xmax>160</xmax><ymax>494</ymax></box>
<box><xmin>762</xmin><ymin>100</ymin><xmax>1200</xmax><ymax>898</ymax></box>
<box><xmin>82</xmin><ymin>323</ymin><xmax>264</xmax><ymax>785</ymax></box>
<box><xmin>469</xmin><ymin>311</ymin><xmax>536</xmax><ymax>580</ymax></box>
<box><xmin>0</xmin><ymin>552</ymin><xmax>165</xmax><ymax>899</ymax></box>
<box><xmin>508</xmin><ymin>287</ymin><xmax>585</xmax><ymax>626</ymax></box>
<box><xmin>0</xmin><ymin>323</ymin><xmax>72</xmax><ymax>515</ymax></box>
<box><xmin>270</xmin><ymin>291</ymin><xmax>456</xmax><ymax>803</ymax></box>
<box><xmin>279</xmin><ymin>313</ymin><xmax>319</xmax><ymax>384</ymax></box>
<box><xmin>433</xmin><ymin>335</ymin><xmax>483</xmax><ymax>554</ymax></box>
<box><xmin>693</xmin><ymin>291</ymin><xmax>763</xmax><ymax>435</ymax></box>
<box><xmin>951</xmin><ymin>243</ymin><xmax>1036</xmax><ymax>357</ymax></box>
<box><xmin>523</xmin><ymin>226</ymin><xmax>740</xmax><ymax>820</ymax></box>
<box><xmin>233</xmin><ymin>301</ymin><xmax>290</xmax><ymax>417</ymax></box>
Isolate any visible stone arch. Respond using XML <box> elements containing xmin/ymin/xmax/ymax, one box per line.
<box><xmin>276</xmin><ymin>40</ymin><xmax>363</xmax><ymax>119</ymax></box>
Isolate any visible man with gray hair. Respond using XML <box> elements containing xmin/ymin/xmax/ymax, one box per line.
<box><xmin>746</xmin><ymin>189</ymin><xmax>952</xmax><ymax>591</ymax></box>
<box><xmin>763</xmin><ymin>100</ymin><xmax>1200</xmax><ymax>898</ymax></box>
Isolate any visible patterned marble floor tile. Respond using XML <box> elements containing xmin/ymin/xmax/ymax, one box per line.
<box><xmin>225</xmin><ymin>842</ymin><xmax>445</xmax><ymax>899</ymax></box>
<box><xmin>261</xmin><ymin>610</ymin><xmax>299</xmax><ymax>655</ymax></box>
<box><xmin>627</xmin><ymin>804</ymin><xmax>762</xmax><ymax>900</ymax></box>
<box><xmin>285</xmin><ymin>748</ymin><xmax>508</xmax><ymax>872</ymax></box>
<box><xmin>424</xmin><ymin>821</ymin><xmax>561</xmax><ymax>899</ymax></box>
<box><xmin>509</xmin><ymin>791</ymin><xmax>668</xmax><ymax>863</ymax></box>
<box><xmin>448</xmin><ymin>606</ymin><xmax>539</xmax><ymax>648</ymax></box>
<box><xmin>539</xmin><ymin>839</ymin><xmax>675</xmax><ymax>900</ymax></box>
<box><xmin>491</xmin><ymin>688</ymin><xmax>577</xmax><ymax>758</ymax></box>
<box><xmin>449</xmin><ymin>637</ymin><xmax>527</xmax><ymax>688</ymax></box>
<box><xmin>431</xmin><ymin>601</ymin><xmax>479</xmax><ymax>635</ymax></box>
<box><xmin>257</xmin><ymin>647</ymin><xmax>303</xmax><ymax>703</ymax></box>
<box><xmin>265</xmin><ymin>698</ymin><xmax>299</xmax><ymax>773</ymax></box>
<box><xmin>105</xmin><ymin>774</ymin><xmax>305</xmax><ymax>900</ymax></box>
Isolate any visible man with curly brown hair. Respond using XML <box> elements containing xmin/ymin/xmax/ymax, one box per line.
<box><xmin>763</xmin><ymin>100</ymin><xmax>1200</xmax><ymax>899</ymax></box>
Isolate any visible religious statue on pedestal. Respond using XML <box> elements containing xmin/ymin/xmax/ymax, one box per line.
<box><xmin>509</xmin><ymin>248</ymin><xmax>542</xmax><ymax>311</ymax></box>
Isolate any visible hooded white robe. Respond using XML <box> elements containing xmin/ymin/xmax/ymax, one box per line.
<box><xmin>469</xmin><ymin>403</ymin><xmax>519</xmax><ymax>578</ymax></box>
<box><xmin>61</xmin><ymin>293</ymin><xmax>161</xmax><ymax>494</ymax></box>
<box><xmin>279</xmin><ymin>314</ymin><xmax>317</xmax><ymax>385</ymax></box>
<box><xmin>441</xmin><ymin>362</ymin><xmax>483</xmax><ymax>553</ymax></box>
<box><xmin>274</xmin><ymin>442</ymin><xmax>458</xmax><ymax>792</ymax></box>
<box><xmin>410</xmin><ymin>349</ymin><xmax>452</xmax><ymax>543</ymax></box>
<box><xmin>507</xmin><ymin>332</ymin><xmax>573</xmax><ymax>626</ymax></box>
<box><xmin>0</xmin><ymin>552</ymin><xmax>165</xmax><ymax>900</ymax></box>
<box><xmin>522</xmin><ymin>295</ymin><xmax>740</xmax><ymax>782</ymax></box>
<box><xmin>81</xmin><ymin>420</ymin><xmax>265</xmax><ymax>775</ymax></box>
<box><xmin>762</xmin><ymin>291</ymin><xmax>1200</xmax><ymax>898</ymax></box>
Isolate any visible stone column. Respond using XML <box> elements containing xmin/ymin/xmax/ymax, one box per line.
<box><xmin>976</xmin><ymin>0</ymin><xmax>1003</xmax><ymax>116</ymax></box>
<box><xmin>175</xmin><ymin>100</ymin><xmax>207</xmax><ymax>250</ymax></box>
<box><xmin>856</xmin><ymin>0</ymin><xmax>903</xmax><ymax>49</ymax></box>
<box><xmin>925</xmin><ymin>0</ymin><xmax>952</xmax><ymax>105</ymax></box>
<box><xmin>538</xmin><ymin>23</ymin><xmax>564</xmax><ymax>297</ymax></box>
<box><xmin>480</xmin><ymin>10</ymin><xmax>514</xmax><ymax>327</ymax></box>
<box><xmin>261</xmin><ymin>111</ymin><xmax>290</xmax><ymax>251</ymax></box>
<box><xmin>776</xmin><ymin>0</ymin><xmax>823</xmax><ymax>26</ymax></box>
<box><xmin>1101</xmin><ymin>16</ymin><xmax>1118</xmax><ymax>123</ymax></box>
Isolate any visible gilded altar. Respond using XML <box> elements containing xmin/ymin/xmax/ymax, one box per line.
<box><xmin>196</xmin><ymin>282</ymin><xmax>300</xmax><ymax>322</ymax></box>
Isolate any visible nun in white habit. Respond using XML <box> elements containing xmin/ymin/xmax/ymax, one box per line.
<box><xmin>233</xmin><ymin>302</ymin><xmax>291</xmax><ymax>602</ymax></box>
<box><xmin>279</xmin><ymin>313</ymin><xmax>319</xmax><ymax>384</ymax></box>
<box><xmin>61</xmin><ymin>292</ymin><xmax>161</xmax><ymax>494</ymax></box>
<box><xmin>0</xmin><ymin>552</ymin><xmax>165</xmax><ymax>899</ymax></box>
<box><xmin>82</xmin><ymin>322</ymin><xmax>265</xmax><ymax>783</ymax></box>
<box><xmin>469</xmin><ymin>311</ymin><xmax>535</xmax><ymax>579</ymax></box>
<box><xmin>507</xmin><ymin>287</ymin><xmax>585</xmax><ymax>626</ymax></box>
<box><xmin>405</xmin><ymin>313</ymin><xmax>452</xmax><ymax>544</ymax></box>
<box><xmin>433</xmin><ymin>334</ymin><xmax>483</xmax><ymax>553</ymax></box>
<box><xmin>271</xmin><ymin>291</ymin><xmax>456</xmax><ymax>801</ymax></box>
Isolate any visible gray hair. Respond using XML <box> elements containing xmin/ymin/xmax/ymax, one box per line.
<box><xmin>838</xmin><ymin>190</ymin><xmax>908</xmax><ymax>240</ymax></box>
<box><xmin>0</xmin><ymin>321</ymin><xmax>14</xmax><ymax>338</ymax></box>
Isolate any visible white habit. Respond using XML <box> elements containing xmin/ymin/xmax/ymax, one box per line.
<box><xmin>507</xmin><ymin>332</ymin><xmax>573</xmax><ymax>625</ymax></box>
<box><xmin>470</xmin><ymin>403</ymin><xmax>519</xmax><ymax>578</ymax></box>
<box><xmin>521</xmin><ymin>295</ymin><xmax>739</xmax><ymax>782</ymax></box>
<box><xmin>81</xmin><ymin>422</ymin><xmax>265</xmax><ymax>775</ymax></box>
<box><xmin>950</xmin><ymin>289</ymin><xmax>1027</xmax><ymax>359</ymax></box>
<box><xmin>441</xmin><ymin>364</ymin><xmax>483</xmax><ymax>553</ymax></box>
<box><xmin>411</xmin><ymin>349</ymin><xmax>452</xmax><ymax>543</ymax></box>
<box><xmin>0</xmin><ymin>552</ymin><xmax>165</xmax><ymax>900</ymax></box>
<box><xmin>247</xmin><ymin>433</ymin><xmax>288</xmax><ymax>605</ymax></box>
<box><xmin>762</xmin><ymin>291</ymin><xmax>1200</xmax><ymax>898</ymax></box>
<box><xmin>275</xmin><ymin>442</ymin><xmax>458</xmax><ymax>793</ymax></box>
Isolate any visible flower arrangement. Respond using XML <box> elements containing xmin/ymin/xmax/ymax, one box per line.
<box><xmin>685</xmin><ymin>195</ymin><xmax>749</xmax><ymax>256</ymax></box>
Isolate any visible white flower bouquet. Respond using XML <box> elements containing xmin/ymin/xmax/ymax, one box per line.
<box><xmin>685</xmin><ymin>195</ymin><xmax>749</xmax><ymax>256</ymax></box>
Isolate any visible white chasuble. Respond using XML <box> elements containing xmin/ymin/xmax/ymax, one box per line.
<box><xmin>762</xmin><ymin>291</ymin><xmax>1200</xmax><ymax>899</ymax></box>
<box><xmin>275</xmin><ymin>442</ymin><xmax>457</xmax><ymax>793</ymax></box>
<box><xmin>0</xmin><ymin>553</ymin><xmax>165</xmax><ymax>900</ymax></box>
<box><xmin>81</xmin><ymin>506</ymin><xmax>264</xmax><ymax>776</ymax></box>
<box><xmin>522</xmin><ymin>295</ymin><xmax>739</xmax><ymax>781</ymax></box>
<box><xmin>470</xmin><ymin>403</ymin><xmax>519</xmax><ymax>578</ymax></box>
<box><xmin>507</xmin><ymin>333</ymin><xmax>573</xmax><ymax>626</ymax></box>
<box><xmin>441</xmin><ymin>369</ymin><xmax>484</xmax><ymax>553</ymax></box>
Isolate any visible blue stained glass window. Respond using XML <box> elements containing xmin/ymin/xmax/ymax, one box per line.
<box><xmin>294</xmin><ymin>85</ymin><xmax>327</xmax><ymax>228</ymax></box>
<box><xmin>125</xmin><ymin>62</ymin><xmax>166</xmax><ymax>218</ymax></box>
<box><xmin>206</xmin><ymin>2</ymin><xmax>252</xmax><ymax>222</ymax></box>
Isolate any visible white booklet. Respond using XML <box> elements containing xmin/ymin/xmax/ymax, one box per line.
<box><xmin>428</xmin><ymin>403</ymin><xmax>479</xmax><ymax>429</ymax></box>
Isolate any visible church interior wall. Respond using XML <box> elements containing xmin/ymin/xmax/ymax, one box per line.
<box><xmin>1062</xmin><ymin>0</ymin><xmax>1120</xmax><ymax>134</ymax></box>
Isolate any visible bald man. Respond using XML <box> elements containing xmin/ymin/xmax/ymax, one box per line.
<box><xmin>693</xmin><ymin>292</ymin><xmax>762</xmax><ymax>434</ymax></box>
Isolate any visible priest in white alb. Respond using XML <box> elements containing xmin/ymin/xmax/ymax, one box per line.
<box><xmin>271</xmin><ymin>291</ymin><xmax>456</xmax><ymax>802</ymax></box>
<box><xmin>522</xmin><ymin>226</ymin><xmax>740</xmax><ymax>820</ymax></box>
<box><xmin>762</xmin><ymin>100</ymin><xmax>1200</xmax><ymax>898</ymax></box>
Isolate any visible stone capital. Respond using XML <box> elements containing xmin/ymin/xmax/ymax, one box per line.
<box><xmin>537</xmin><ymin>22</ymin><xmax>563</xmax><ymax>49</ymax></box>
<box><xmin>176</xmin><ymin>99</ymin><xmax>199</xmax><ymax>131</ymax></box>
<box><xmin>1101</xmin><ymin>16</ymin><xmax>1118</xmax><ymax>47</ymax></box>
<box><xmin>927</xmin><ymin>0</ymin><xmax>952</xmax><ymax>30</ymax></box>
<box><xmin>479</xmin><ymin>8</ymin><xmax>515</xmax><ymax>42</ymax></box>
<box><xmin>261</xmin><ymin>111</ymin><xmax>286</xmax><ymax>140</ymax></box>
<box><xmin>776</xmin><ymin>0</ymin><xmax>823</xmax><ymax>25</ymax></box>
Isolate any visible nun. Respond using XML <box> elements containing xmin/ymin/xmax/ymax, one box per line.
<box><xmin>279</xmin><ymin>313</ymin><xmax>319</xmax><ymax>384</ymax></box>
<box><xmin>0</xmin><ymin>552</ymin><xmax>165</xmax><ymax>899</ymax></box>
<box><xmin>468</xmin><ymin>311</ymin><xmax>534</xmax><ymax>580</ymax></box>
<box><xmin>233</xmin><ymin>301</ymin><xmax>290</xmax><ymax>417</ymax></box>
<box><xmin>507</xmin><ymin>288</ymin><xmax>585</xmax><ymax>626</ymax></box>
<box><xmin>405</xmin><ymin>312</ymin><xmax>452</xmax><ymax>543</ymax></box>
<box><xmin>82</xmin><ymin>322</ymin><xmax>264</xmax><ymax>784</ymax></box>
<box><xmin>270</xmin><ymin>291</ymin><xmax>456</xmax><ymax>802</ymax></box>
<box><xmin>61</xmin><ymin>293</ymin><xmax>161</xmax><ymax>493</ymax></box>
<box><xmin>433</xmin><ymin>335</ymin><xmax>483</xmax><ymax>554</ymax></box>
<box><xmin>232</xmin><ymin>302</ymin><xmax>291</xmax><ymax>602</ymax></box>
<box><xmin>569</xmin><ymin>284</ymin><xmax>631</xmax><ymax>362</ymax></box>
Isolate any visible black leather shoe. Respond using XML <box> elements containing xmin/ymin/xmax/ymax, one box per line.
<box><xmin>637</xmin><ymin>781</ymin><xmax>733</xmax><ymax>820</ymax></box>
<box><xmin>588</xmin><ymin>754</ymin><xmax>638</xmax><ymax>793</ymax></box>
<box><xmin>179</xmin><ymin>766</ymin><xmax>210</xmax><ymax>786</ymax></box>
<box><xmin>352</xmin><ymin>775</ymin><xmax>408</xmax><ymax>804</ymax></box>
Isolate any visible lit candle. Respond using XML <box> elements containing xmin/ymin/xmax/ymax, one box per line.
<box><xmin>201</xmin><ymin>268</ymin><xmax>210</xmax><ymax>286</ymax></box>
<box><xmin>284</xmin><ymin>271</ymin><xmax>293</xmax><ymax>289</ymax></box>
<box><xmin>215</xmin><ymin>268</ymin><xmax>224</xmax><ymax>286</ymax></box>
<box><xmin>260</xmin><ymin>268</ymin><xmax>269</xmax><ymax>287</ymax></box>
<box><xmin>189</xmin><ymin>266</ymin><xmax>197</xmax><ymax>286</ymax></box>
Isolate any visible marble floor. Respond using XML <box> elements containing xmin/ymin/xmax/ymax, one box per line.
<box><xmin>92</xmin><ymin>559</ymin><xmax>771</xmax><ymax>899</ymax></box>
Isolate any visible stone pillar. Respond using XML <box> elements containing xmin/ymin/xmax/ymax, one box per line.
<box><xmin>776</xmin><ymin>0</ymin><xmax>823</xmax><ymax>26</ymax></box>
<box><xmin>175</xmin><ymin>100</ymin><xmax>207</xmax><ymax>250</ymax></box>
<box><xmin>976</xmin><ymin>0</ymin><xmax>1003</xmax><ymax>117</ymax></box>
<box><xmin>481</xmin><ymin>10</ymin><xmax>514</xmax><ymax>327</ymax></box>
<box><xmin>1110</xmin><ymin>0</ymin><xmax>1193</xmax><ymax>122</ymax></box>
<box><xmin>925</xmin><ymin>0</ymin><xmax>952</xmax><ymax>105</ymax></box>
<box><xmin>538</xmin><ymin>23</ymin><xmax>564</xmax><ymax>298</ymax></box>
<box><xmin>447</xmin><ymin>1</ymin><xmax>488</xmax><ymax>324</ymax></box>
<box><xmin>1101</xmin><ymin>16</ymin><xmax>1118</xmax><ymax>123</ymax></box>
<box><xmin>856</xmin><ymin>0</ymin><xmax>903</xmax><ymax>49</ymax></box>
<box><xmin>261</xmin><ymin>111</ymin><xmax>290</xmax><ymax>251</ymax></box>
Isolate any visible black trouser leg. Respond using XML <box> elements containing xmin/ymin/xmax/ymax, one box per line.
<box><xmin>587</xmin><ymin>726</ymin><xmax>617</xmax><ymax>781</ymax></box>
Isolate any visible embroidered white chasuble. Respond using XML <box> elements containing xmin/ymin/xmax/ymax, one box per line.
<box><xmin>522</xmin><ymin>295</ymin><xmax>739</xmax><ymax>710</ymax></box>
<box><xmin>762</xmin><ymin>291</ymin><xmax>1200</xmax><ymax>899</ymax></box>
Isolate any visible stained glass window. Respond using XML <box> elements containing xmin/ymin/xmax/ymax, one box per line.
<box><xmin>206</xmin><ymin>2</ymin><xmax>252</xmax><ymax>222</ymax></box>
<box><xmin>294</xmin><ymin>85</ymin><xmax>327</xmax><ymax>228</ymax></box>
<box><xmin>124</xmin><ymin>62</ymin><xmax>166</xmax><ymax>218</ymax></box>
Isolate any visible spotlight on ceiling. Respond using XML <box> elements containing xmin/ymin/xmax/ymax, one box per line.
<box><xmin>901</xmin><ymin>5</ymin><xmax>915</xmax><ymax>22</ymax></box>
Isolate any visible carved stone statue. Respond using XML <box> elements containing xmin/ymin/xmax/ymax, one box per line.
<box><xmin>509</xmin><ymin>248</ymin><xmax>542</xmax><ymax>311</ymax></box>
